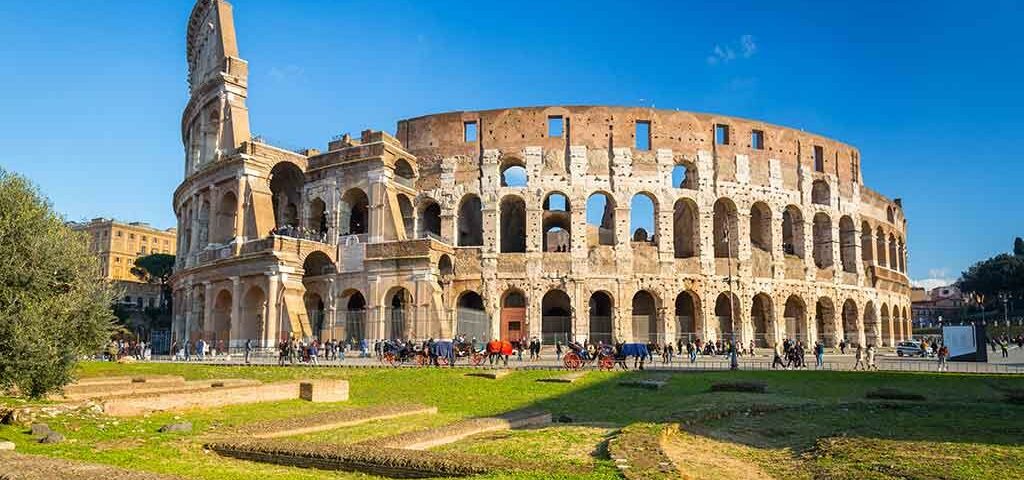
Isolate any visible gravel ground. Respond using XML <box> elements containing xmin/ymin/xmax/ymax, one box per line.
<box><xmin>0</xmin><ymin>452</ymin><xmax>184</xmax><ymax>480</ymax></box>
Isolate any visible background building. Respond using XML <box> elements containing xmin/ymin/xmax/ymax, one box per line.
<box><xmin>171</xmin><ymin>0</ymin><xmax>912</xmax><ymax>351</ymax></box>
<box><xmin>911</xmin><ymin>285</ymin><xmax>965</xmax><ymax>326</ymax></box>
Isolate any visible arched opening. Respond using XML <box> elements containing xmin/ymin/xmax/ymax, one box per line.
<box><xmin>864</xmin><ymin>301</ymin><xmax>879</xmax><ymax>347</ymax></box>
<box><xmin>841</xmin><ymin>299</ymin><xmax>859</xmax><ymax>345</ymax></box>
<box><xmin>437</xmin><ymin>254</ymin><xmax>453</xmax><ymax>277</ymax></box>
<box><xmin>500</xmin><ymin>158</ymin><xmax>527</xmax><ymax>187</ymax></box>
<box><xmin>396</xmin><ymin>194</ymin><xmax>414</xmax><ymax>239</ymax></box>
<box><xmin>811</xmin><ymin>180</ymin><xmax>830</xmax><ymax>206</ymax></box>
<box><xmin>456</xmin><ymin>291</ymin><xmax>487</xmax><ymax>342</ymax></box>
<box><xmin>713</xmin><ymin>198</ymin><xmax>739</xmax><ymax>258</ymax></box>
<box><xmin>898</xmin><ymin>240</ymin><xmax>906</xmax><ymax>273</ymax></box>
<box><xmin>714</xmin><ymin>292</ymin><xmax>740</xmax><ymax>341</ymax></box>
<box><xmin>880</xmin><ymin>304</ymin><xmax>891</xmax><ymax>346</ymax></box>
<box><xmin>586</xmin><ymin>192</ymin><xmax>616</xmax><ymax>246</ymax></box>
<box><xmin>303</xmin><ymin>251</ymin><xmax>335</xmax><ymax>277</ymax></box>
<box><xmin>500</xmin><ymin>195</ymin><xmax>527</xmax><ymax>253</ymax></box>
<box><xmin>813</xmin><ymin>212</ymin><xmax>834</xmax><ymax>269</ymax></box>
<box><xmin>589</xmin><ymin>291</ymin><xmax>613</xmax><ymax>344</ymax></box>
<box><xmin>861</xmin><ymin>221</ymin><xmax>874</xmax><ymax>264</ymax></box>
<box><xmin>387</xmin><ymin>288</ymin><xmax>411</xmax><ymax>340</ymax></box>
<box><xmin>887</xmin><ymin>205</ymin><xmax>895</xmax><ymax>223</ymax></box>
<box><xmin>815</xmin><ymin>297</ymin><xmax>836</xmax><ymax>346</ymax></box>
<box><xmin>675</xmin><ymin>291</ymin><xmax>699</xmax><ymax>342</ymax></box>
<box><xmin>418</xmin><ymin>199</ymin><xmax>442</xmax><ymax>239</ymax></box>
<box><xmin>304</xmin><ymin>292</ymin><xmax>325</xmax><ymax>340</ymax></box>
<box><xmin>343</xmin><ymin>291</ymin><xmax>366</xmax><ymax>344</ymax></box>
<box><xmin>211</xmin><ymin>289</ymin><xmax>232</xmax><ymax>347</ymax></box>
<box><xmin>751</xmin><ymin>293</ymin><xmax>773</xmax><ymax>348</ymax></box>
<box><xmin>501</xmin><ymin>289</ymin><xmax>527</xmax><ymax>342</ymax></box>
<box><xmin>750</xmin><ymin>202</ymin><xmax>772</xmax><ymax>253</ymax></box>
<box><xmin>839</xmin><ymin>216</ymin><xmax>856</xmax><ymax>273</ymax></box>
<box><xmin>671</xmin><ymin>162</ymin><xmax>697</xmax><ymax>189</ymax></box>
<box><xmin>673</xmin><ymin>199</ymin><xmax>699</xmax><ymax>258</ymax></box>
<box><xmin>307</xmin><ymin>197</ymin><xmax>328</xmax><ymax>239</ymax></box>
<box><xmin>783</xmin><ymin>295</ymin><xmax>807</xmax><ymax>343</ymax></box>
<box><xmin>394</xmin><ymin>158</ymin><xmax>416</xmax><ymax>182</ymax></box>
<box><xmin>542</xmin><ymin>192</ymin><xmax>571</xmax><ymax>252</ymax></box>
<box><xmin>782</xmin><ymin>205</ymin><xmax>805</xmax><ymax>257</ymax></box>
<box><xmin>888</xmin><ymin>234</ymin><xmax>899</xmax><ymax>270</ymax></box>
<box><xmin>630</xmin><ymin>193</ymin><xmax>657</xmax><ymax>244</ymax></box>
<box><xmin>541</xmin><ymin>289</ymin><xmax>572</xmax><ymax>344</ymax></box>
<box><xmin>340</xmin><ymin>188</ymin><xmax>369</xmax><ymax>236</ymax></box>
<box><xmin>213</xmin><ymin>191</ymin><xmax>238</xmax><ymax>244</ymax></box>
<box><xmin>457</xmin><ymin>194</ymin><xmax>483</xmax><ymax>246</ymax></box>
<box><xmin>631</xmin><ymin>290</ymin><xmax>658</xmax><ymax>343</ymax></box>
<box><xmin>875</xmin><ymin>227</ymin><xmax>887</xmax><ymax>268</ymax></box>
<box><xmin>240</xmin><ymin>286</ymin><xmax>265</xmax><ymax>344</ymax></box>
<box><xmin>197</xmin><ymin>200</ymin><xmax>210</xmax><ymax>247</ymax></box>
<box><xmin>270</xmin><ymin>162</ymin><xmax>304</xmax><ymax>230</ymax></box>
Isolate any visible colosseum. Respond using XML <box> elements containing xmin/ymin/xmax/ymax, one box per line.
<box><xmin>170</xmin><ymin>0</ymin><xmax>912</xmax><ymax>353</ymax></box>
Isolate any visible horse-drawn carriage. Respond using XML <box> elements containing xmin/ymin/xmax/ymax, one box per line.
<box><xmin>562</xmin><ymin>341</ymin><xmax>615</xmax><ymax>370</ymax></box>
<box><xmin>380</xmin><ymin>340</ymin><xmax>429</xmax><ymax>367</ymax></box>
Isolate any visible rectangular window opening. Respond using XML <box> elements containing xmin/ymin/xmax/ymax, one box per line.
<box><xmin>813</xmin><ymin>145</ymin><xmax>824</xmax><ymax>172</ymax></box>
<box><xmin>751</xmin><ymin>130</ymin><xmax>764</xmax><ymax>150</ymax></box>
<box><xmin>715</xmin><ymin>124</ymin><xmax>730</xmax><ymax>145</ymax></box>
<box><xmin>463</xmin><ymin>121</ymin><xmax>478</xmax><ymax>143</ymax></box>
<box><xmin>635</xmin><ymin>120</ymin><xmax>651</xmax><ymax>151</ymax></box>
<box><xmin>548</xmin><ymin>116</ymin><xmax>564</xmax><ymax>138</ymax></box>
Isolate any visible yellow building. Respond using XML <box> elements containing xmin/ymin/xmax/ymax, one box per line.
<box><xmin>71</xmin><ymin>218</ymin><xmax>177</xmax><ymax>309</ymax></box>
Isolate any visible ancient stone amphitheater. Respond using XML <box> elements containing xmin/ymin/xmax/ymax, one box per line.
<box><xmin>171</xmin><ymin>0</ymin><xmax>911</xmax><ymax>352</ymax></box>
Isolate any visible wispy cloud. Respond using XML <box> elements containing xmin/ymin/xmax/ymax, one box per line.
<box><xmin>268</xmin><ymin>65</ymin><xmax>305</xmax><ymax>83</ymax></box>
<box><xmin>707</xmin><ymin>35</ymin><xmax>757</xmax><ymax>66</ymax></box>
<box><xmin>912</xmin><ymin>268</ymin><xmax>957</xmax><ymax>291</ymax></box>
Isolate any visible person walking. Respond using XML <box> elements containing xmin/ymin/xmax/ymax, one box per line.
<box><xmin>853</xmin><ymin>344</ymin><xmax>864</xmax><ymax>371</ymax></box>
<box><xmin>937</xmin><ymin>344</ymin><xmax>949</xmax><ymax>372</ymax></box>
<box><xmin>1001</xmin><ymin>340</ymin><xmax>1009</xmax><ymax>358</ymax></box>
<box><xmin>244</xmin><ymin>339</ymin><xmax>253</xmax><ymax>365</ymax></box>
<box><xmin>814</xmin><ymin>341</ymin><xmax>825</xmax><ymax>369</ymax></box>
<box><xmin>772</xmin><ymin>343</ymin><xmax>786</xmax><ymax>369</ymax></box>
<box><xmin>687</xmin><ymin>341</ymin><xmax>697</xmax><ymax>364</ymax></box>
<box><xmin>555</xmin><ymin>341</ymin><xmax>563</xmax><ymax>362</ymax></box>
<box><xmin>866</xmin><ymin>344</ymin><xmax>878</xmax><ymax>371</ymax></box>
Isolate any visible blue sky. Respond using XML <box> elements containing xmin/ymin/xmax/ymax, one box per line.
<box><xmin>1</xmin><ymin>0</ymin><xmax>1021</xmax><ymax>288</ymax></box>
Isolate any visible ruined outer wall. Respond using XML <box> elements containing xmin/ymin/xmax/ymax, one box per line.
<box><xmin>397</xmin><ymin>106</ymin><xmax>911</xmax><ymax>347</ymax></box>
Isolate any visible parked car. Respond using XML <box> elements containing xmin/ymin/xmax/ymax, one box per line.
<box><xmin>896</xmin><ymin>341</ymin><xmax>926</xmax><ymax>357</ymax></box>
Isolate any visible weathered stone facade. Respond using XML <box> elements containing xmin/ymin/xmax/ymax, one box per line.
<box><xmin>171</xmin><ymin>0</ymin><xmax>911</xmax><ymax>351</ymax></box>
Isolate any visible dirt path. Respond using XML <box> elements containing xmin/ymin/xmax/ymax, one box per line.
<box><xmin>0</xmin><ymin>452</ymin><xmax>184</xmax><ymax>480</ymax></box>
<box><xmin>660</xmin><ymin>428</ymin><xmax>774</xmax><ymax>480</ymax></box>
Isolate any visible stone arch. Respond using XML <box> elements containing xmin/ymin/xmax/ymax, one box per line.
<box><xmin>839</xmin><ymin>216</ymin><xmax>856</xmax><ymax>273</ymax></box>
<box><xmin>783</xmin><ymin>295</ymin><xmax>807</xmax><ymax>343</ymax></box>
<box><xmin>304</xmin><ymin>291</ymin><xmax>326</xmax><ymax>340</ymax></box>
<box><xmin>675</xmin><ymin>291</ymin><xmax>700</xmax><ymax>342</ymax></box>
<box><xmin>631</xmin><ymin>290</ymin><xmax>659</xmax><ymax>343</ymax></box>
<box><xmin>307</xmin><ymin>197</ymin><xmax>328</xmax><ymax>237</ymax></box>
<box><xmin>862</xmin><ymin>300</ymin><xmax>878</xmax><ymax>346</ymax></box>
<box><xmin>782</xmin><ymin>205</ymin><xmax>805</xmax><ymax>257</ymax></box>
<box><xmin>750</xmin><ymin>293</ymin><xmax>773</xmax><ymax>348</ymax></box>
<box><xmin>630</xmin><ymin>192</ymin><xmax>658</xmax><ymax>244</ymax></box>
<box><xmin>881</xmin><ymin>303</ymin><xmax>892</xmax><ymax>346</ymax></box>
<box><xmin>749</xmin><ymin>202</ymin><xmax>772</xmax><ymax>253</ymax></box>
<box><xmin>589</xmin><ymin>291</ymin><xmax>614</xmax><ymax>344</ymax></box>
<box><xmin>501</xmin><ymin>288</ymin><xmax>527</xmax><ymax>342</ymax></box>
<box><xmin>270</xmin><ymin>161</ymin><xmax>304</xmax><ymax>229</ymax></box>
<box><xmin>418</xmin><ymin>198</ymin><xmax>442</xmax><ymax>238</ymax></box>
<box><xmin>671</xmin><ymin>160</ymin><xmax>697</xmax><ymax>189</ymax></box>
<box><xmin>340</xmin><ymin>188</ymin><xmax>369</xmax><ymax>236</ymax></box>
<box><xmin>457</xmin><ymin>194</ymin><xmax>483</xmax><ymax>246</ymax></box>
<box><xmin>386</xmin><ymin>287</ymin><xmax>412</xmax><ymax>340</ymax></box>
<box><xmin>812</xmin><ymin>212</ymin><xmax>834</xmax><ymax>269</ymax></box>
<box><xmin>211</xmin><ymin>289</ymin><xmax>232</xmax><ymax>346</ymax></box>
<box><xmin>586</xmin><ymin>191</ymin><xmax>616</xmax><ymax>246</ymax></box>
<box><xmin>861</xmin><ymin>221</ymin><xmax>874</xmax><ymax>264</ymax></box>
<box><xmin>814</xmin><ymin>297</ymin><xmax>837</xmax><ymax>346</ymax></box>
<box><xmin>811</xmin><ymin>180</ymin><xmax>830</xmax><ymax>206</ymax></box>
<box><xmin>437</xmin><ymin>254</ymin><xmax>453</xmax><ymax>277</ymax></box>
<box><xmin>713</xmin><ymin>198</ymin><xmax>739</xmax><ymax>258</ymax></box>
<box><xmin>197</xmin><ymin>199</ymin><xmax>210</xmax><ymax>247</ymax></box>
<box><xmin>542</xmin><ymin>192</ymin><xmax>571</xmax><ymax>252</ymax></box>
<box><xmin>499</xmin><ymin>194</ymin><xmax>527</xmax><ymax>253</ymax></box>
<box><xmin>394</xmin><ymin>158</ymin><xmax>416</xmax><ymax>181</ymax></box>
<box><xmin>714</xmin><ymin>292</ymin><xmax>741</xmax><ymax>341</ymax></box>
<box><xmin>212</xmin><ymin>190</ymin><xmax>238</xmax><ymax>244</ymax></box>
<box><xmin>875</xmin><ymin>227</ymin><xmax>888</xmax><ymax>267</ymax></box>
<box><xmin>888</xmin><ymin>233</ymin><xmax>899</xmax><ymax>270</ymax></box>
<box><xmin>500</xmin><ymin>157</ymin><xmax>527</xmax><ymax>187</ymax></box>
<box><xmin>541</xmin><ymin>289</ymin><xmax>572</xmax><ymax>344</ymax></box>
<box><xmin>239</xmin><ymin>285</ymin><xmax>265</xmax><ymax>344</ymax></box>
<box><xmin>303</xmin><ymin>250</ymin><xmax>335</xmax><ymax>277</ymax></box>
<box><xmin>456</xmin><ymin>290</ymin><xmax>488</xmax><ymax>341</ymax></box>
<box><xmin>673</xmin><ymin>198</ymin><xmax>699</xmax><ymax>258</ymax></box>
<box><xmin>841</xmin><ymin>299</ymin><xmax>859</xmax><ymax>345</ymax></box>
<box><xmin>342</xmin><ymin>290</ymin><xmax>366</xmax><ymax>344</ymax></box>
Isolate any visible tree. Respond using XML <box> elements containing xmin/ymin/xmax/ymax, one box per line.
<box><xmin>1015</xmin><ymin>237</ymin><xmax>1024</xmax><ymax>257</ymax></box>
<box><xmin>131</xmin><ymin>253</ymin><xmax>175</xmax><ymax>308</ymax></box>
<box><xmin>0</xmin><ymin>169</ymin><xmax>115</xmax><ymax>398</ymax></box>
<box><xmin>957</xmin><ymin>238</ymin><xmax>1024</xmax><ymax>310</ymax></box>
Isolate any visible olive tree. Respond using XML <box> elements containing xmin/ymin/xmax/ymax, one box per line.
<box><xmin>0</xmin><ymin>169</ymin><xmax>115</xmax><ymax>398</ymax></box>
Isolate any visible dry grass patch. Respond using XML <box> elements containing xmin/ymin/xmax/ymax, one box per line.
<box><xmin>231</xmin><ymin>403</ymin><xmax>437</xmax><ymax>439</ymax></box>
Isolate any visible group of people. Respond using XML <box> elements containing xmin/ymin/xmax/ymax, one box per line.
<box><xmin>269</xmin><ymin>224</ymin><xmax>328</xmax><ymax>243</ymax></box>
<box><xmin>171</xmin><ymin>338</ymin><xmax>229</xmax><ymax>362</ymax></box>
<box><xmin>103</xmin><ymin>339</ymin><xmax>151</xmax><ymax>361</ymax></box>
<box><xmin>990</xmin><ymin>334</ymin><xmax>1023</xmax><ymax>358</ymax></box>
<box><xmin>276</xmin><ymin>338</ymin><xmax>353</xmax><ymax>365</ymax></box>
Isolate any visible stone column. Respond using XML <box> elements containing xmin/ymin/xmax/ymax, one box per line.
<box><xmin>264</xmin><ymin>272</ymin><xmax>280</xmax><ymax>346</ymax></box>
<box><xmin>202</xmin><ymin>282</ymin><xmax>214</xmax><ymax>339</ymax></box>
<box><xmin>230</xmin><ymin>276</ymin><xmax>241</xmax><ymax>347</ymax></box>
<box><xmin>367</xmin><ymin>170</ymin><xmax>388</xmax><ymax>243</ymax></box>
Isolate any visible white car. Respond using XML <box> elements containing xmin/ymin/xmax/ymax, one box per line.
<box><xmin>896</xmin><ymin>341</ymin><xmax>926</xmax><ymax>357</ymax></box>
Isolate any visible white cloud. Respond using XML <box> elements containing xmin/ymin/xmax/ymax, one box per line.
<box><xmin>912</xmin><ymin>277</ymin><xmax>956</xmax><ymax>291</ymax></box>
<box><xmin>707</xmin><ymin>35</ymin><xmax>756</xmax><ymax>66</ymax></box>
<box><xmin>268</xmin><ymin>65</ymin><xmax>304</xmax><ymax>83</ymax></box>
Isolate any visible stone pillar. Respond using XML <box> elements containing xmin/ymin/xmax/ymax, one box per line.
<box><xmin>203</xmin><ymin>282</ymin><xmax>214</xmax><ymax>339</ymax></box>
<box><xmin>264</xmin><ymin>272</ymin><xmax>280</xmax><ymax>346</ymax></box>
<box><xmin>230</xmin><ymin>276</ymin><xmax>241</xmax><ymax>347</ymax></box>
<box><xmin>367</xmin><ymin>170</ymin><xmax>388</xmax><ymax>243</ymax></box>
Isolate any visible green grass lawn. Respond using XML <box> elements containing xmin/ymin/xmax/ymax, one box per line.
<box><xmin>1</xmin><ymin>362</ymin><xmax>1022</xmax><ymax>479</ymax></box>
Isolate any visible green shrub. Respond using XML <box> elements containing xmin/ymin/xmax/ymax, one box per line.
<box><xmin>865</xmin><ymin>388</ymin><xmax>926</xmax><ymax>401</ymax></box>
